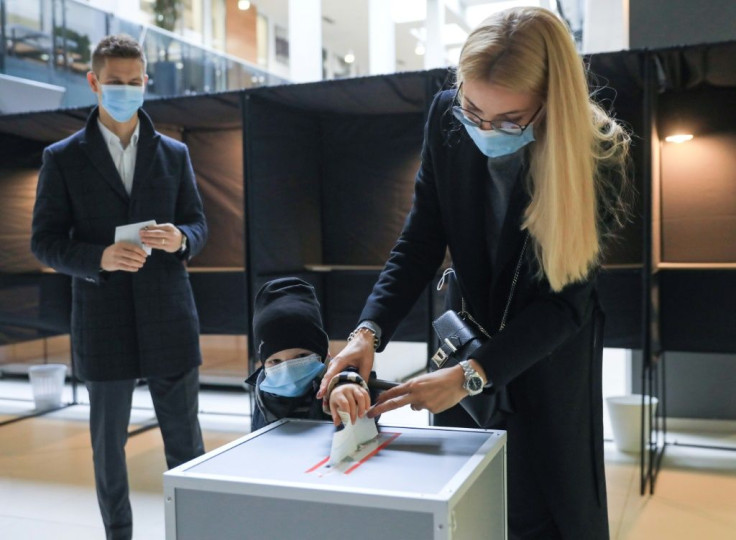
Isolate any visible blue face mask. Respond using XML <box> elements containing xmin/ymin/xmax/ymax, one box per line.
<box><xmin>100</xmin><ymin>84</ymin><xmax>144</xmax><ymax>123</ymax></box>
<box><xmin>259</xmin><ymin>353</ymin><xmax>325</xmax><ymax>397</ymax></box>
<box><xmin>455</xmin><ymin>112</ymin><xmax>536</xmax><ymax>159</ymax></box>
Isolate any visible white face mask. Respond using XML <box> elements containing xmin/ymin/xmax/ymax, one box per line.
<box><xmin>259</xmin><ymin>353</ymin><xmax>325</xmax><ymax>397</ymax></box>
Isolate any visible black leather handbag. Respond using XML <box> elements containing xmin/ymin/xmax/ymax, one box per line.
<box><xmin>430</xmin><ymin>235</ymin><xmax>529</xmax><ymax>428</ymax></box>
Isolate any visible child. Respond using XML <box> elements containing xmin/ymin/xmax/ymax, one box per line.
<box><xmin>245</xmin><ymin>277</ymin><xmax>373</xmax><ymax>432</ymax></box>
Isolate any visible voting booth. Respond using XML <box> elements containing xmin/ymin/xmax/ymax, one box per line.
<box><xmin>164</xmin><ymin>419</ymin><xmax>507</xmax><ymax>540</ymax></box>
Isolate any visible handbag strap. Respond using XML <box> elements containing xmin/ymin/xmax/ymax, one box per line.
<box><xmin>440</xmin><ymin>233</ymin><xmax>530</xmax><ymax>339</ymax></box>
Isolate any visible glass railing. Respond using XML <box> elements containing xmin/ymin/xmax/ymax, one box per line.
<box><xmin>0</xmin><ymin>0</ymin><xmax>287</xmax><ymax>110</ymax></box>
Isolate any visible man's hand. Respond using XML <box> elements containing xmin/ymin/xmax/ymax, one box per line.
<box><xmin>317</xmin><ymin>333</ymin><xmax>374</xmax><ymax>399</ymax></box>
<box><xmin>367</xmin><ymin>366</ymin><xmax>468</xmax><ymax>418</ymax></box>
<box><xmin>328</xmin><ymin>384</ymin><xmax>371</xmax><ymax>426</ymax></box>
<box><xmin>101</xmin><ymin>242</ymin><xmax>148</xmax><ymax>272</ymax></box>
<box><xmin>139</xmin><ymin>223</ymin><xmax>183</xmax><ymax>254</ymax></box>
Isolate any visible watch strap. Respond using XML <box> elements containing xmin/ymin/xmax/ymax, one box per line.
<box><xmin>177</xmin><ymin>231</ymin><xmax>188</xmax><ymax>253</ymax></box>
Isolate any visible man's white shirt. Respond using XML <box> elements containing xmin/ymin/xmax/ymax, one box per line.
<box><xmin>97</xmin><ymin>119</ymin><xmax>140</xmax><ymax>195</ymax></box>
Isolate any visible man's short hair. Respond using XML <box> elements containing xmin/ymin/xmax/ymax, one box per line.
<box><xmin>91</xmin><ymin>34</ymin><xmax>147</xmax><ymax>74</ymax></box>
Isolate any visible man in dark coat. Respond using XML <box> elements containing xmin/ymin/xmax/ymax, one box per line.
<box><xmin>30</xmin><ymin>35</ymin><xmax>207</xmax><ymax>540</ymax></box>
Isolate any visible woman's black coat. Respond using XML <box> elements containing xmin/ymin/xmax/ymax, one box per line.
<box><xmin>360</xmin><ymin>90</ymin><xmax>609</xmax><ymax>539</ymax></box>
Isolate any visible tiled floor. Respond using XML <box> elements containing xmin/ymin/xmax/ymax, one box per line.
<box><xmin>0</xmin><ymin>377</ymin><xmax>734</xmax><ymax>539</ymax></box>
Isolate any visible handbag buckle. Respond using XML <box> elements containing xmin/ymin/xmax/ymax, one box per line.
<box><xmin>432</xmin><ymin>348</ymin><xmax>448</xmax><ymax>368</ymax></box>
<box><xmin>431</xmin><ymin>338</ymin><xmax>458</xmax><ymax>368</ymax></box>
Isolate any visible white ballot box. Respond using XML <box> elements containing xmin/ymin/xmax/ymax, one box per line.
<box><xmin>164</xmin><ymin>419</ymin><xmax>507</xmax><ymax>540</ymax></box>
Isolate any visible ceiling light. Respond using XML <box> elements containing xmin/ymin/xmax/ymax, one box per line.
<box><xmin>238</xmin><ymin>0</ymin><xmax>251</xmax><ymax>11</ymax></box>
<box><xmin>442</xmin><ymin>23</ymin><xmax>469</xmax><ymax>45</ymax></box>
<box><xmin>446</xmin><ymin>46</ymin><xmax>462</xmax><ymax>65</ymax></box>
<box><xmin>665</xmin><ymin>134</ymin><xmax>693</xmax><ymax>143</ymax></box>
<box><xmin>466</xmin><ymin>1</ymin><xmax>542</xmax><ymax>27</ymax></box>
<box><xmin>415</xmin><ymin>43</ymin><xmax>425</xmax><ymax>56</ymax></box>
<box><xmin>391</xmin><ymin>0</ymin><xmax>426</xmax><ymax>24</ymax></box>
<box><xmin>409</xmin><ymin>24</ymin><xmax>468</xmax><ymax>46</ymax></box>
<box><xmin>344</xmin><ymin>51</ymin><xmax>355</xmax><ymax>64</ymax></box>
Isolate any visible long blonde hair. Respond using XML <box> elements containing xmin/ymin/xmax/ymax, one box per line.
<box><xmin>457</xmin><ymin>7</ymin><xmax>631</xmax><ymax>291</ymax></box>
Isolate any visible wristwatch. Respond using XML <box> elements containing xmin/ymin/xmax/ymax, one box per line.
<box><xmin>459</xmin><ymin>360</ymin><xmax>484</xmax><ymax>396</ymax></box>
<box><xmin>177</xmin><ymin>232</ymin><xmax>188</xmax><ymax>254</ymax></box>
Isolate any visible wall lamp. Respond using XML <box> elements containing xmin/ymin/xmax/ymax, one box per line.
<box><xmin>664</xmin><ymin>134</ymin><xmax>694</xmax><ymax>143</ymax></box>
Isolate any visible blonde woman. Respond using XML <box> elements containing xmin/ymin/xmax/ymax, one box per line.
<box><xmin>319</xmin><ymin>6</ymin><xmax>630</xmax><ymax>539</ymax></box>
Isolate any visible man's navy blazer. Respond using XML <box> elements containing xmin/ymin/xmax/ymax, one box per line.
<box><xmin>31</xmin><ymin>107</ymin><xmax>207</xmax><ymax>381</ymax></box>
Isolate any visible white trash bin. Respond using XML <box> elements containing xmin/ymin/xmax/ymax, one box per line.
<box><xmin>28</xmin><ymin>364</ymin><xmax>67</xmax><ymax>410</ymax></box>
<box><xmin>606</xmin><ymin>394</ymin><xmax>659</xmax><ymax>453</ymax></box>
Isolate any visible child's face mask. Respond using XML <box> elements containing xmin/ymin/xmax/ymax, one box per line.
<box><xmin>259</xmin><ymin>353</ymin><xmax>324</xmax><ymax>397</ymax></box>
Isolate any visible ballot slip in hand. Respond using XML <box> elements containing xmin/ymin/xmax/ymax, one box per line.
<box><xmin>114</xmin><ymin>220</ymin><xmax>156</xmax><ymax>255</ymax></box>
<box><xmin>328</xmin><ymin>411</ymin><xmax>379</xmax><ymax>466</ymax></box>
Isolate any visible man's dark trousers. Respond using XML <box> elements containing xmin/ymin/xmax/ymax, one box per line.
<box><xmin>86</xmin><ymin>367</ymin><xmax>204</xmax><ymax>540</ymax></box>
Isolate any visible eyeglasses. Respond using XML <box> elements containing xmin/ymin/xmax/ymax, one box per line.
<box><xmin>452</xmin><ymin>85</ymin><xmax>543</xmax><ymax>136</ymax></box>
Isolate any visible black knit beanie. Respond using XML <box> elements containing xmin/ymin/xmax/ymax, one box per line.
<box><xmin>252</xmin><ymin>277</ymin><xmax>329</xmax><ymax>362</ymax></box>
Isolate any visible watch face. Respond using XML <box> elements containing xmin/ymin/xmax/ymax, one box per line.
<box><xmin>468</xmin><ymin>377</ymin><xmax>483</xmax><ymax>392</ymax></box>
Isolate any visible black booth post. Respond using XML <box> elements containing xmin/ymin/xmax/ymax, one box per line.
<box><xmin>640</xmin><ymin>50</ymin><xmax>661</xmax><ymax>495</ymax></box>
<box><xmin>242</xmin><ymin>93</ymin><xmax>256</xmax><ymax>369</ymax></box>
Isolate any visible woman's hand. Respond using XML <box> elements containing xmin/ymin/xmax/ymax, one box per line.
<box><xmin>317</xmin><ymin>333</ymin><xmax>375</xmax><ymax>399</ymax></box>
<box><xmin>366</xmin><ymin>366</ymin><xmax>468</xmax><ymax>418</ymax></box>
<box><xmin>328</xmin><ymin>384</ymin><xmax>371</xmax><ymax>426</ymax></box>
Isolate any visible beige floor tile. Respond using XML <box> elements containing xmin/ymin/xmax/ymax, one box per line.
<box><xmin>604</xmin><ymin>455</ymin><xmax>639</xmax><ymax>539</ymax></box>
<box><xmin>611</xmin><ymin>445</ymin><xmax>736</xmax><ymax>540</ymax></box>
<box><xmin>0</xmin><ymin>515</ymin><xmax>102</xmax><ymax>540</ymax></box>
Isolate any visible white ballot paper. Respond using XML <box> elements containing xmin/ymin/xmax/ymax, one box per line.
<box><xmin>115</xmin><ymin>220</ymin><xmax>156</xmax><ymax>255</ymax></box>
<box><xmin>328</xmin><ymin>411</ymin><xmax>379</xmax><ymax>466</ymax></box>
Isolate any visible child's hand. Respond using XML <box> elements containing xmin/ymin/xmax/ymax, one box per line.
<box><xmin>329</xmin><ymin>384</ymin><xmax>371</xmax><ymax>426</ymax></box>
